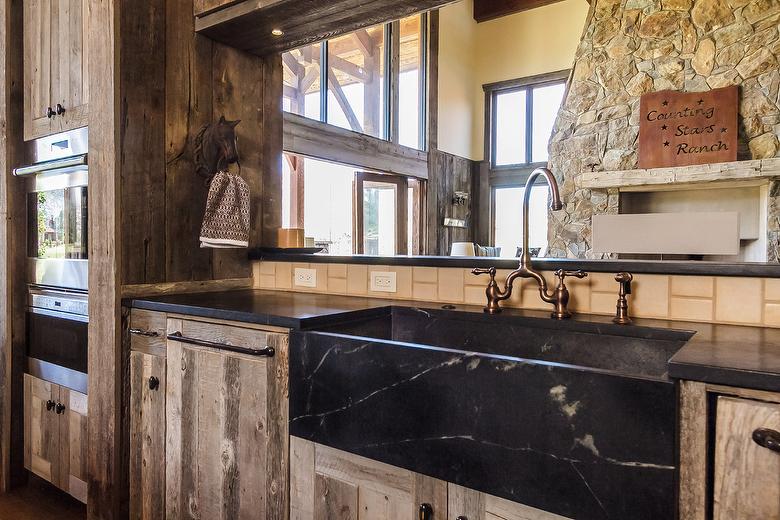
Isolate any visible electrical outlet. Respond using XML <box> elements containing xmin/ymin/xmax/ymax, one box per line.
<box><xmin>294</xmin><ymin>268</ymin><xmax>317</xmax><ymax>288</ymax></box>
<box><xmin>370</xmin><ymin>271</ymin><xmax>396</xmax><ymax>293</ymax></box>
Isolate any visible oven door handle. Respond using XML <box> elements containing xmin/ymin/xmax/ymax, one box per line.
<box><xmin>13</xmin><ymin>154</ymin><xmax>88</xmax><ymax>177</ymax></box>
<box><xmin>28</xmin><ymin>307</ymin><xmax>89</xmax><ymax>323</ymax></box>
<box><xmin>167</xmin><ymin>331</ymin><xmax>275</xmax><ymax>357</ymax></box>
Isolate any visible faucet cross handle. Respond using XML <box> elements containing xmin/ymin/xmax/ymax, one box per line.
<box><xmin>472</xmin><ymin>267</ymin><xmax>497</xmax><ymax>279</ymax></box>
<box><xmin>554</xmin><ymin>269</ymin><xmax>588</xmax><ymax>284</ymax></box>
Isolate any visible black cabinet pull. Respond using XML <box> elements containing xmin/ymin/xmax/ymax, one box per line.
<box><xmin>456</xmin><ymin>517</ymin><xmax>468</xmax><ymax>520</ymax></box>
<box><xmin>129</xmin><ymin>328</ymin><xmax>159</xmax><ymax>338</ymax></box>
<box><xmin>55</xmin><ymin>402</ymin><xmax>66</xmax><ymax>415</ymax></box>
<box><xmin>46</xmin><ymin>106</ymin><xmax>55</xmax><ymax>118</ymax></box>
<box><xmin>46</xmin><ymin>400</ymin><xmax>55</xmax><ymax>411</ymax></box>
<box><xmin>419</xmin><ymin>503</ymin><xmax>433</xmax><ymax>520</ymax></box>
<box><xmin>148</xmin><ymin>376</ymin><xmax>160</xmax><ymax>391</ymax></box>
<box><xmin>753</xmin><ymin>428</ymin><xmax>780</xmax><ymax>453</ymax></box>
<box><xmin>167</xmin><ymin>331</ymin><xmax>275</xmax><ymax>357</ymax></box>
<box><xmin>55</xmin><ymin>103</ymin><xmax>66</xmax><ymax>116</ymax></box>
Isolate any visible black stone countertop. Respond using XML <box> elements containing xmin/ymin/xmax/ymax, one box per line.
<box><xmin>130</xmin><ymin>289</ymin><xmax>780</xmax><ymax>392</ymax></box>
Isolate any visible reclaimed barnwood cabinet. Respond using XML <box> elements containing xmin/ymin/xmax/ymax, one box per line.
<box><xmin>194</xmin><ymin>0</ymin><xmax>239</xmax><ymax>17</ymax></box>
<box><xmin>165</xmin><ymin>317</ymin><xmax>289</xmax><ymax>520</ymax></box>
<box><xmin>290</xmin><ymin>436</ymin><xmax>447</xmax><ymax>520</ymax></box>
<box><xmin>680</xmin><ymin>381</ymin><xmax>780</xmax><ymax>520</ymax></box>
<box><xmin>23</xmin><ymin>373</ymin><xmax>88</xmax><ymax>503</ymax></box>
<box><xmin>448</xmin><ymin>483</ymin><xmax>570</xmax><ymax>520</ymax></box>
<box><xmin>129</xmin><ymin>350</ymin><xmax>167</xmax><ymax>520</ymax></box>
<box><xmin>713</xmin><ymin>396</ymin><xmax>780</xmax><ymax>520</ymax></box>
<box><xmin>23</xmin><ymin>0</ymin><xmax>89</xmax><ymax>140</ymax></box>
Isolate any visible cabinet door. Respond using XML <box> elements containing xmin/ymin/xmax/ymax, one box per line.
<box><xmin>165</xmin><ymin>319</ymin><xmax>289</xmax><ymax>520</ymax></box>
<box><xmin>23</xmin><ymin>374</ymin><xmax>60</xmax><ymax>483</ymax></box>
<box><xmin>448</xmin><ymin>483</ymin><xmax>571</xmax><ymax>520</ymax></box>
<box><xmin>23</xmin><ymin>0</ymin><xmax>53</xmax><ymax>140</ymax></box>
<box><xmin>130</xmin><ymin>351</ymin><xmax>167</xmax><ymax>520</ymax></box>
<box><xmin>714</xmin><ymin>396</ymin><xmax>780</xmax><ymax>520</ymax></box>
<box><xmin>49</xmin><ymin>0</ymin><xmax>89</xmax><ymax>134</ymax></box>
<box><xmin>58</xmin><ymin>387</ymin><xmax>88</xmax><ymax>503</ymax></box>
<box><xmin>290</xmin><ymin>437</ymin><xmax>448</xmax><ymax>520</ymax></box>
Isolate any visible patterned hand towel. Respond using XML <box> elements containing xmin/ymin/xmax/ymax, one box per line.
<box><xmin>200</xmin><ymin>170</ymin><xmax>251</xmax><ymax>248</ymax></box>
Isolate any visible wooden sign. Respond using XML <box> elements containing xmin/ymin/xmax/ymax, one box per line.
<box><xmin>638</xmin><ymin>86</ymin><xmax>738</xmax><ymax>169</ymax></box>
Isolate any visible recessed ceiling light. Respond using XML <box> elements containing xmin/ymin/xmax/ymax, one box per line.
<box><xmin>271</xmin><ymin>28</ymin><xmax>284</xmax><ymax>37</ymax></box>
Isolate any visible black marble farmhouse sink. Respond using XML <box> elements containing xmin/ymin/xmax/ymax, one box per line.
<box><xmin>290</xmin><ymin>307</ymin><xmax>694</xmax><ymax>520</ymax></box>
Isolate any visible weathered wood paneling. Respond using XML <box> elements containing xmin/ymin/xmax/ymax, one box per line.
<box><xmin>87</xmin><ymin>0</ymin><xmax>124</xmax><ymax>518</ymax></box>
<box><xmin>473</xmin><ymin>0</ymin><xmax>565</xmax><ymax>23</ymax></box>
<box><xmin>291</xmin><ymin>437</ymin><xmax>448</xmax><ymax>519</ymax></box>
<box><xmin>23</xmin><ymin>374</ymin><xmax>59</xmax><ymax>484</ymax></box>
<box><xmin>59</xmin><ymin>387</ymin><xmax>88</xmax><ymax>504</ymax></box>
<box><xmin>678</xmin><ymin>380</ymin><xmax>707</xmax><ymax>520</ymax></box>
<box><xmin>713</xmin><ymin>396</ymin><xmax>780</xmax><ymax>520</ymax></box>
<box><xmin>129</xmin><ymin>351</ymin><xmax>167</xmax><ymax>520</ymax></box>
<box><xmin>195</xmin><ymin>0</ymin><xmax>457</xmax><ymax>56</ymax></box>
<box><xmin>0</xmin><ymin>0</ymin><xmax>26</xmax><ymax>492</ymax></box>
<box><xmin>165</xmin><ymin>319</ymin><xmax>289</xmax><ymax>519</ymax></box>
<box><xmin>427</xmin><ymin>149</ymin><xmax>477</xmax><ymax>255</ymax></box>
<box><xmin>283</xmin><ymin>112</ymin><xmax>429</xmax><ymax>179</ymax></box>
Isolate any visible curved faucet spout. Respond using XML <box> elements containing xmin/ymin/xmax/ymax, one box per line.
<box><xmin>520</xmin><ymin>168</ymin><xmax>562</xmax><ymax>269</ymax></box>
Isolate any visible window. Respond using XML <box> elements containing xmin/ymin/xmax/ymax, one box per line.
<box><xmin>282</xmin><ymin>14</ymin><xmax>427</xmax><ymax>150</ymax></box>
<box><xmin>282</xmin><ymin>153</ymin><xmax>425</xmax><ymax>256</ymax></box>
<box><xmin>487</xmin><ymin>71</ymin><xmax>568</xmax><ymax>258</ymax></box>
<box><xmin>493</xmin><ymin>185</ymin><xmax>550</xmax><ymax>258</ymax></box>
<box><xmin>487</xmin><ymin>74</ymin><xmax>567</xmax><ymax>168</ymax></box>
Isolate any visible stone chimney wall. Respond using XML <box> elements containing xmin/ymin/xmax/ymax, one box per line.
<box><xmin>547</xmin><ymin>0</ymin><xmax>780</xmax><ymax>259</ymax></box>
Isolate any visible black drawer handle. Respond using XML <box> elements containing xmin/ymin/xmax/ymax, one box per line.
<box><xmin>46</xmin><ymin>400</ymin><xmax>55</xmax><ymax>411</ymax></box>
<box><xmin>148</xmin><ymin>376</ymin><xmax>160</xmax><ymax>391</ymax></box>
<box><xmin>55</xmin><ymin>103</ymin><xmax>66</xmax><ymax>116</ymax></box>
<box><xmin>55</xmin><ymin>402</ymin><xmax>66</xmax><ymax>415</ymax></box>
<box><xmin>167</xmin><ymin>331</ymin><xmax>275</xmax><ymax>357</ymax></box>
<box><xmin>46</xmin><ymin>106</ymin><xmax>55</xmax><ymax>118</ymax></box>
<box><xmin>753</xmin><ymin>428</ymin><xmax>780</xmax><ymax>453</ymax></box>
<box><xmin>419</xmin><ymin>503</ymin><xmax>433</xmax><ymax>520</ymax></box>
<box><xmin>130</xmin><ymin>328</ymin><xmax>160</xmax><ymax>337</ymax></box>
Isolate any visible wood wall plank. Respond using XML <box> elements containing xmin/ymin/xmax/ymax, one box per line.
<box><xmin>165</xmin><ymin>0</ymin><xmax>215</xmax><ymax>282</ymax></box>
<box><xmin>426</xmin><ymin>149</ymin><xmax>476</xmax><ymax>255</ymax></box>
<box><xmin>0</xmin><ymin>0</ymin><xmax>26</xmax><ymax>491</ymax></box>
<box><xmin>679</xmin><ymin>380</ymin><xmax>708</xmax><ymax>520</ymax></box>
<box><xmin>120</xmin><ymin>0</ymin><xmax>167</xmax><ymax>284</ymax></box>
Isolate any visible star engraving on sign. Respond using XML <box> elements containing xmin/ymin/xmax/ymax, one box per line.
<box><xmin>664</xmin><ymin>141</ymin><xmax>670</xmax><ymax>147</ymax></box>
<box><xmin>721</xmin><ymin>128</ymin><xmax>728</xmax><ymax>133</ymax></box>
<box><xmin>661</xmin><ymin>125</ymin><xmax>668</xmax><ymax>130</ymax></box>
<box><xmin>698</xmin><ymin>99</ymin><xmax>705</xmax><ymax>105</ymax></box>
<box><xmin>662</xmin><ymin>100</ymin><xmax>669</xmax><ymax>106</ymax></box>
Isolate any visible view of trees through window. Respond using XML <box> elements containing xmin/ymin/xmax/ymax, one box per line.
<box><xmin>283</xmin><ymin>15</ymin><xmax>426</xmax><ymax>150</ymax></box>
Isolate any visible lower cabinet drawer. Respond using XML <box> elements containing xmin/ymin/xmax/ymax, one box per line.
<box><xmin>713</xmin><ymin>396</ymin><xmax>780</xmax><ymax>520</ymax></box>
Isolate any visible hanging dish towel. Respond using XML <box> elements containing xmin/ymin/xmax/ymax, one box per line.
<box><xmin>200</xmin><ymin>170</ymin><xmax>251</xmax><ymax>248</ymax></box>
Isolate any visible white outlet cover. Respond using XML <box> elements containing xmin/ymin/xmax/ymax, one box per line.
<box><xmin>294</xmin><ymin>267</ymin><xmax>317</xmax><ymax>288</ymax></box>
<box><xmin>370</xmin><ymin>271</ymin><xmax>397</xmax><ymax>293</ymax></box>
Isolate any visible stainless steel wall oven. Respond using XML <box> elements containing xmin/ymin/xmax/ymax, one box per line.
<box><xmin>14</xmin><ymin>128</ymin><xmax>88</xmax><ymax>291</ymax></box>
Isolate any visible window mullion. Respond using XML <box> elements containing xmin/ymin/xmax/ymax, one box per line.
<box><xmin>320</xmin><ymin>41</ymin><xmax>328</xmax><ymax>124</ymax></box>
<box><xmin>383</xmin><ymin>23</ymin><xmax>392</xmax><ymax>141</ymax></box>
<box><xmin>419</xmin><ymin>12</ymin><xmax>428</xmax><ymax>151</ymax></box>
<box><xmin>525</xmin><ymin>87</ymin><xmax>533</xmax><ymax>165</ymax></box>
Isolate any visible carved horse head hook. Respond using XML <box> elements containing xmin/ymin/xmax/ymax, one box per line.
<box><xmin>194</xmin><ymin>115</ymin><xmax>242</xmax><ymax>184</ymax></box>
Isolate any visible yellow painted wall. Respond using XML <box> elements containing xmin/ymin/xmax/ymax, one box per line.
<box><xmin>437</xmin><ymin>0</ymin><xmax>590</xmax><ymax>161</ymax></box>
<box><xmin>437</xmin><ymin>0</ymin><xmax>478</xmax><ymax>159</ymax></box>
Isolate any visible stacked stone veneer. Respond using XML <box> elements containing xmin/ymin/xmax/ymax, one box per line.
<box><xmin>547</xmin><ymin>0</ymin><xmax>780</xmax><ymax>259</ymax></box>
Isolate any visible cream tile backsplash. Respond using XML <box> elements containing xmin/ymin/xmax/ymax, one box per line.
<box><xmin>253</xmin><ymin>261</ymin><xmax>780</xmax><ymax>328</ymax></box>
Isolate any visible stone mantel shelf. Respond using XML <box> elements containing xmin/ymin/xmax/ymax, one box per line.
<box><xmin>580</xmin><ymin>158</ymin><xmax>780</xmax><ymax>191</ymax></box>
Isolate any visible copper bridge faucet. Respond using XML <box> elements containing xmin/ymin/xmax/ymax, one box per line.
<box><xmin>472</xmin><ymin>167</ymin><xmax>588</xmax><ymax>319</ymax></box>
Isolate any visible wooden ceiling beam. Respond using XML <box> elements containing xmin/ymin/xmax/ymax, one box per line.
<box><xmin>473</xmin><ymin>0</ymin><xmax>566</xmax><ymax>23</ymax></box>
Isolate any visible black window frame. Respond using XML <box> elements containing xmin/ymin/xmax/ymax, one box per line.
<box><xmin>283</xmin><ymin>13</ymin><xmax>429</xmax><ymax>151</ymax></box>
<box><xmin>484</xmin><ymin>69</ymin><xmax>570</xmax><ymax>178</ymax></box>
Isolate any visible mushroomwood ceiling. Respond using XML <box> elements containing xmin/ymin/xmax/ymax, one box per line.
<box><xmin>195</xmin><ymin>0</ymin><xmax>457</xmax><ymax>56</ymax></box>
